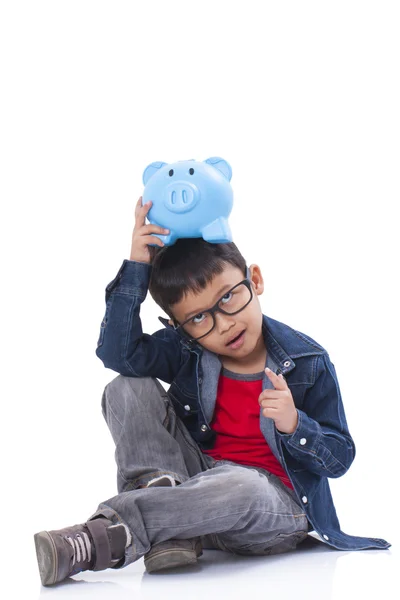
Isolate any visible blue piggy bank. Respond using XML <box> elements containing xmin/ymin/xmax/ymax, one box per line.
<box><xmin>141</xmin><ymin>156</ymin><xmax>233</xmax><ymax>246</ymax></box>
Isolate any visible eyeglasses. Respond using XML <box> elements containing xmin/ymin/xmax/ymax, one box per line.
<box><xmin>172</xmin><ymin>270</ymin><xmax>254</xmax><ymax>343</ymax></box>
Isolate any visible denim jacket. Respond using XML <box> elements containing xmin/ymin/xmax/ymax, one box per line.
<box><xmin>96</xmin><ymin>259</ymin><xmax>391</xmax><ymax>552</ymax></box>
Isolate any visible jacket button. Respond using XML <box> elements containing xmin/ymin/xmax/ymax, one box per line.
<box><xmin>323</xmin><ymin>534</ymin><xmax>329</xmax><ymax>541</ymax></box>
<box><xmin>184</xmin><ymin>405</ymin><xmax>191</xmax><ymax>411</ymax></box>
<box><xmin>283</xmin><ymin>360</ymin><xmax>291</xmax><ymax>367</ymax></box>
<box><xmin>200</xmin><ymin>424</ymin><xmax>208</xmax><ymax>432</ymax></box>
<box><xmin>300</xmin><ymin>438</ymin><xmax>307</xmax><ymax>445</ymax></box>
<box><xmin>198</xmin><ymin>377</ymin><xmax>203</xmax><ymax>384</ymax></box>
<box><xmin>302</xmin><ymin>496</ymin><xmax>308</xmax><ymax>504</ymax></box>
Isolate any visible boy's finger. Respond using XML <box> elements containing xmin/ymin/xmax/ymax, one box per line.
<box><xmin>265</xmin><ymin>367</ymin><xmax>281</xmax><ymax>377</ymax></box>
<box><xmin>134</xmin><ymin>197</ymin><xmax>146</xmax><ymax>228</ymax></box>
<box><xmin>135</xmin><ymin>197</ymin><xmax>143</xmax><ymax>214</ymax></box>
<box><xmin>265</xmin><ymin>367</ymin><xmax>287</xmax><ymax>389</ymax></box>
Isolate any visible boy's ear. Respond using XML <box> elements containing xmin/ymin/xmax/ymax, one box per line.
<box><xmin>248</xmin><ymin>263</ymin><xmax>264</xmax><ymax>295</ymax></box>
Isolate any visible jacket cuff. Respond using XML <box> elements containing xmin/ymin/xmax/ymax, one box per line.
<box><xmin>105</xmin><ymin>259</ymin><xmax>152</xmax><ymax>302</ymax></box>
<box><xmin>276</xmin><ymin>409</ymin><xmax>321</xmax><ymax>456</ymax></box>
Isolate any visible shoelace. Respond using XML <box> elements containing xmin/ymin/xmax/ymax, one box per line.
<box><xmin>65</xmin><ymin>531</ymin><xmax>92</xmax><ymax>566</ymax></box>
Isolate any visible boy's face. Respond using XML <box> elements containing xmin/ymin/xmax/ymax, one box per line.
<box><xmin>168</xmin><ymin>264</ymin><xmax>265</xmax><ymax>360</ymax></box>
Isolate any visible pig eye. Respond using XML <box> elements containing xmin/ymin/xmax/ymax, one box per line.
<box><xmin>169</xmin><ymin>169</ymin><xmax>174</xmax><ymax>176</ymax></box>
<box><xmin>189</xmin><ymin>168</ymin><xmax>194</xmax><ymax>175</ymax></box>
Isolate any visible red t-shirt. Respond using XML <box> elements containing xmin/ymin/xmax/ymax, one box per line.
<box><xmin>202</xmin><ymin>367</ymin><xmax>294</xmax><ymax>490</ymax></box>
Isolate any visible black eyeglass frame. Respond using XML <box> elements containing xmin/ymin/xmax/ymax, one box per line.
<box><xmin>171</xmin><ymin>268</ymin><xmax>254</xmax><ymax>343</ymax></box>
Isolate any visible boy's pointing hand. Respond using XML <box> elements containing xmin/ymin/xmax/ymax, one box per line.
<box><xmin>259</xmin><ymin>368</ymin><xmax>299</xmax><ymax>434</ymax></box>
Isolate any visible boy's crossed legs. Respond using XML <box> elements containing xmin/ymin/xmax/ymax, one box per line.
<box><xmin>34</xmin><ymin>375</ymin><xmax>310</xmax><ymax>585</ymax></box>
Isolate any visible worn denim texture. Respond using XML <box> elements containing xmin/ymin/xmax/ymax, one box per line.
<box><xmin>94</xmin><ymin>258</ymin><xmax>391</xmax><ymax>552</ymax></box>
<box><xmin>87</xmin><ymin>375</ymin><xmax>311</xmax><ymax>568</ymax></box>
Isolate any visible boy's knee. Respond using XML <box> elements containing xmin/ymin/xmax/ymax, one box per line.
<box><xmin>101</xmin><ymin>376</ymin><xmax>126</xmax><ymax>423</ymax></box>
<box><xmin>101</xmin><ymin>375</ymin><xmax>166</xmax><ymax>421</ymax></box>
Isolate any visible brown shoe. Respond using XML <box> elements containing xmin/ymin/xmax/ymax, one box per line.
<box><xmin>144</xmin><ymin>537</ymin><xmax>203</xmax><ymax>573</ymax></box>
<box><xmin>143</xmin><ymin>475</ymin><xmax>203</xmax><ymax>573</ymax></box>
<box><xmin>34</xmin><ymin>516</ymin><xmax>128</xmax><ymax>586</ymax></box>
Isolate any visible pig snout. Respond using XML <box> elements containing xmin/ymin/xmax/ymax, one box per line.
<box><xmin>164</xmin><ymin>182</ymin><xmax>199</xmax><ymax>214</ymax></box>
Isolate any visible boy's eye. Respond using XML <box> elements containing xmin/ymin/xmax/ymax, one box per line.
<box><xmin>192</xmin><ymin>313</ymin><xmax>205</xmax><ymax>324</ymax></box>
<box><xmin>191</xmin><ymin>292</ymin><xmax>233</xmax><ymax>324</ymax></box>
<box><xmin>221</xmin><ymin>292</ymin><xmax>232</xmax><ymax>302</ymax></box>
<box><xmin>169</xmin><ymin>169</ymin><xmax>174</xmax><ymax>176</ymax></box>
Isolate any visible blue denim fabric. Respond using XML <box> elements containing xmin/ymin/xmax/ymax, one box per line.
<box><xmin>95</xmin><ymin>259</ymin><xmax>391</xmax><ymax>552</ymax></box>
<box><xmin>87</xmin><ymin>375</ymin><xmax>311</xmax><ymax>568</ymax></box>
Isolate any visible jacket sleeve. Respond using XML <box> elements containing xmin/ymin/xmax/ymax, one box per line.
<box><xmin>95</xmin><ymin>259</ymin><xmax>182</xmax><ymax>384</ymax></box>
<box><xmin>276</xmin><ymin>353</ymin><xmax>356</xmax><ymax>478</ymax></box>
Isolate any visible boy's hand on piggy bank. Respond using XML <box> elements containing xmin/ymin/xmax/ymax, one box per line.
<box><xmin>129</xmin><ymin>197</ymin><xmax>170</xmax><ymax>264</ymax></box>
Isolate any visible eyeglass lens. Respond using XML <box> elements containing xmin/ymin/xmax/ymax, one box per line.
<box><xmin>182</xmin><ymin>282</ymin><xmax>252</xmax><ymax>340</ymax></box>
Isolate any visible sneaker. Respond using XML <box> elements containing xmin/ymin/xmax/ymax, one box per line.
<box><xmin>34</xmin><ymin>516</ymin><xmax>129</xmax><ymax>586</ymax></box>
<box><xmin>144</xmin><ymin>538</ymin><xmax>203</xmax><ymax>573</ymax></box>
<box><xmin>143</xmin><ymin>475</ymin><xmax>203</xmax><ymax>573</ymax></box>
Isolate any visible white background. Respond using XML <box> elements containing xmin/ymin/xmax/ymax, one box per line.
<box><xmin>1</xmin><ymin>1</ymin><xmax>399</xmax><ymax>598</ymax></box>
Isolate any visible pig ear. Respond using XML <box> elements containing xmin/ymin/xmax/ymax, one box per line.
<box><xmin>142</xmin><ymin>161</ymin><xmax>167</xmax><ymax>185</ymax></box>
<box><xmin>204</xmin><ymin>157</ymin><xmax>232</xmax><ymax>181</ymax></box>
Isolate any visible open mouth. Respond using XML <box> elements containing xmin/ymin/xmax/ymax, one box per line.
<box><xmin>227</xmin><ymin>329</ymin><xmax>245</xmax><ymax>346</ymax></box>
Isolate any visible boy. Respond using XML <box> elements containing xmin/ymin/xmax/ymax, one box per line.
<box><xmin>34</xmin><ymin>197</ymin><xmax>391</xmax><ymax>586</ymax></box>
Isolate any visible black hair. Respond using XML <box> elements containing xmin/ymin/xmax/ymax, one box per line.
<box><xmin>148</xmin><ymin>238</ymin><xmax>247</xmax><ymax>320</ymax></box>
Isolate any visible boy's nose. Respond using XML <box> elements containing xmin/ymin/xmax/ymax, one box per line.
<box><xmin>214</xmin><ymin>311</ymin><xmax>236</xmax><ymax>331</ymax></box>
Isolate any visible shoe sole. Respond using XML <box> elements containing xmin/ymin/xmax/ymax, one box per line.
<box><xmin>34</xmin><ymin>531</ymin><xmax>58</xmax><ymax>586</ymax></box>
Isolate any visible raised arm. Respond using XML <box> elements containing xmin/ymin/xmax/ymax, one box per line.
<box><xmin>95</xmin><ymin>197</ymin><xmax>182</xmax><ymax>383</ymax></box>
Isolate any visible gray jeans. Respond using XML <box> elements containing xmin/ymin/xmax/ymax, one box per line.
<box><xmin>87</xmin><ymin>375</ymin><xmax>311</xmax><ymax>569</ymax></box>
